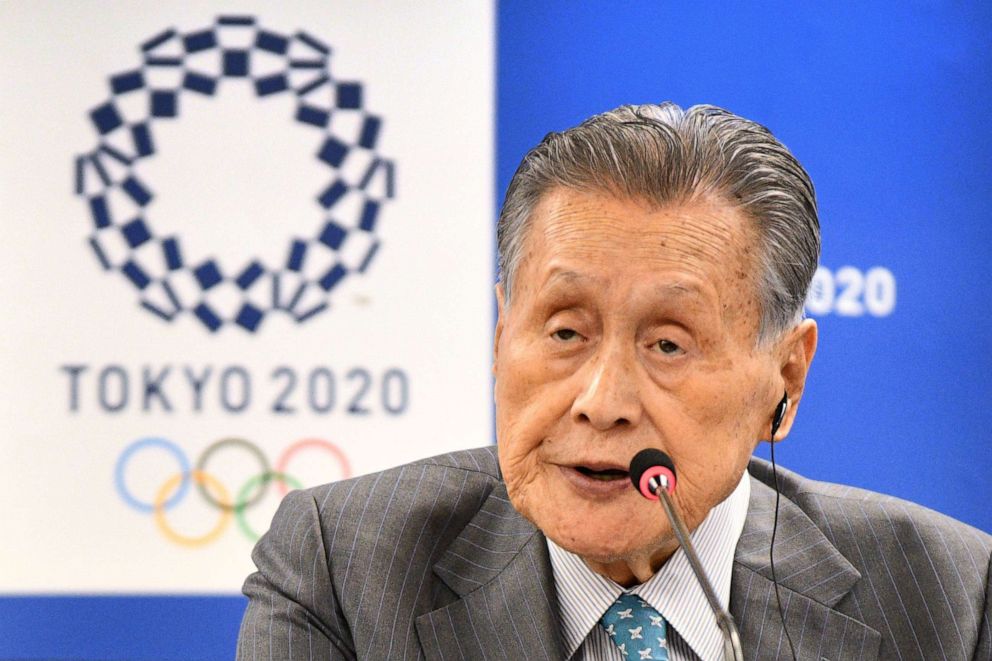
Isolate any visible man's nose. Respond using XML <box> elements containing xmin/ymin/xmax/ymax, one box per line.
<box><xmin>570</xmin><ymin>346</ymin><xmax>643</xmax><ymax>430</ymax></box>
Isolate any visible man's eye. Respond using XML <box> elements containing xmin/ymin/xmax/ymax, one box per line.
<box><xmin>552</xmin><ymin>328</ymin><xmax>580</xmax><ymax>341</ymax></box>
<box><xmin>654</xmin><ymin>339</ymin><xmax>683</xmax><ymax>355</ymax></box>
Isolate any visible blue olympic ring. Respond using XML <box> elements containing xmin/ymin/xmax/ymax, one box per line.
<box><xmin>114</xmin><ymin>437</ymin><xmax>191</xmax><ymax>513</ymax></box>
<box><xmin>73</xmin><ymin>15</ymin><xmax>396</xmax><ymax>333</ymax></box>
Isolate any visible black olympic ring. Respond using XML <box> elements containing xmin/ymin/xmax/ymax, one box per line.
<box><xmin>195</xmin><ymin>437</ymin><xmax>271</xmax><ymax>511</ymax></box>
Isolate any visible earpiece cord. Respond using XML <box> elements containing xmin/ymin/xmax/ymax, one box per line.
<box><xmin>769</xmin><ymin>415</ymin><xmax>798</xmax><ymax>661</ymax></box>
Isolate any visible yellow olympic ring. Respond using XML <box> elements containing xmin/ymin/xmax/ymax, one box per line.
<box><xmin>153</xmin><ymin>470</ymin><xmax>233</xmax><ymax>547</ymax></box>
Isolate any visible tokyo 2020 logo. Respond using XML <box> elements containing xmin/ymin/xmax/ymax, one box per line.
<box><xmin>115</xmin><ymin>436</ymin><xmax>351</xmax><ymax>546</ymax></box>
<box><xmin>74</xmin><ymin>16</ymin><xmax>395</xmax><ymax>333</ymax></box>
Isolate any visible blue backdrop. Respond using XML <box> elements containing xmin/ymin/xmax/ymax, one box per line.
<box><xmin>3</xmin><ymin>3</ymin><xmax>989</xmax><ymax>659</ymax></box>
<box><xmin>498</xmin><ymin>2</ymin><xmax>992</xmax><ymax>534</ymax></box>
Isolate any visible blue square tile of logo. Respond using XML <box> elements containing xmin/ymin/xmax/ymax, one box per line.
<box><xmin>336</xmin><ymin>83</ymin><xmax>362</xmax><ymax>109</ymax></box>
<box><xmin>194</xmin><ymin>260</ymin><xmax>223</xmax><ymax>290</ymax></box>
<box><xmin>223</xmin><ymin>50</ymin><xmax>249</xmax><ymax>77</ymax></box>
<box><xmin>122</xmin><ymin>219</ymin><xmax>151</xmax><ymax>248</ymax></box>
<box><xmin>151</xmin><ymin>91</ymin><xmax>177</xmax><ymax>117</ymax></box>
<box><xmin>235</xmin><ymin>303</ymin><xmax>263</xmax><ymax>331</ymax></box>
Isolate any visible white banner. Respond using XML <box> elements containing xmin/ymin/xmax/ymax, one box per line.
<box><xmin>0</xmin><ymin>1</ymin><xmax>495</xmax><ymax>592</ymax></box>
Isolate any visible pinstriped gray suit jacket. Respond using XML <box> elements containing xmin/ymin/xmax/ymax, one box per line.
<box><xmin>237</xmin><ymin>446</ymin><xmax>992</xmax><ymax>660</ymax></box>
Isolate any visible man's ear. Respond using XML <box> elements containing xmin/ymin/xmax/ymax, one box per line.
<box><xmin>773</xmin><ymin>318</ymin><xmax>818</xmax><ymax>440</ymax></box>
<box><xmin>493</xmin><ymin>283</ymin><xmax>506</xmax><ymax>376</ymax></box>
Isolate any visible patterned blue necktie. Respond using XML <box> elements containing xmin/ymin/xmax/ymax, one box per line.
<box><xmin>599</xmin><ymin>593</ymin><xmax>669</xmax><ymax>660</ymax></box>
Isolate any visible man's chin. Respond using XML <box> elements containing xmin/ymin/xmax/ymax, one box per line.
<box><xmin>544</xmin><ymin>521</ymin><xmax>668</xmax><ymax>565</ymax></box>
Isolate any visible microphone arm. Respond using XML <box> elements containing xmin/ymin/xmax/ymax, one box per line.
<box><xmin>647</xmin><ymin>473</ymin><xmax>744</xmax><ymax>661</ymax></box>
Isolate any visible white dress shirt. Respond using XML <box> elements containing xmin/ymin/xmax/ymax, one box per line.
<box><xmin>547</xmin><ymin>471</ymin><xmax>750</xmax><ymax>661</ymax></box>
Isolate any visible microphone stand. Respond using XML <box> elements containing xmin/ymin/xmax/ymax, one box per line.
<box><xmin>649</xmin><ymin>475</ymin><xmax>744</xmax><ymax>661</ymax></box>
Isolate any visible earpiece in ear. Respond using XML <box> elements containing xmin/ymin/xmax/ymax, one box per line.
<box><xmin>771</xmin><ymin>391</ymin><xmax>789</xmax><ymax>439</ymax></box>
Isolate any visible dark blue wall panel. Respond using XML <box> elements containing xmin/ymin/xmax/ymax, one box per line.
<box><xmin>0</xmin><ymin>596</ymin><xmax>244</xmax><ymax>660</ymax></box>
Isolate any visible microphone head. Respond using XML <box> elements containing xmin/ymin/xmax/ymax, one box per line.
<box><xmin>629</xmin><ymin>449</ymin><xmax>677</xmax><ymax>500</ymax></box>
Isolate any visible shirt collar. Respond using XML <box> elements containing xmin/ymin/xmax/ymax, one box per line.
<box><xmin>547</xmin><ymin>471</ymin><xmax>750</xmax><ymax>660</ymax></box>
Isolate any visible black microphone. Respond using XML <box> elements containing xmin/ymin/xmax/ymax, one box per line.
<box><xmin>629</xmin><ymin>449</ymin><xmax>744</xmax><ymax>661</ymax></box>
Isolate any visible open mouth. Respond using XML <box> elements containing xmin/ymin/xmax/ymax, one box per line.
<box><xmin>575</xmin><ymin>466</ymin><xmax>629</xmax><ymax>481</ymax></box>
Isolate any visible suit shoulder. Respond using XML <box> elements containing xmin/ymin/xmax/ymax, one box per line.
<box><xmin>293</xmin><ymin>446</ymin><xmax>501</xmax><ymax>554</ymax></box>
<box><xmin>414</xmin><ymin>445</ymin><xmax>502</xmax><ymax>477</ymax></box>
<box><xmin>749</xmin><ymin>456</ymin><xmax>992</xmax><ymax>616</ymax></box>
<box><xmin>751</xmin><ymin>458</ymin><xmax>992</xmax><ymax>658</ymax></box>
<box><xmin>303</xmin><ymin>445</ymin><xmax>500</xmax><ymax>505</ymax></box>
<box><xmin>751</xmin><ymin>456</ymin><xmax>992</xmax><ymax>553</ymax></box>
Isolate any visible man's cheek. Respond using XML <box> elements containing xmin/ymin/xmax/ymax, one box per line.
<box><xmin>501</xmin><ymin>455</ymin><xmax>545</xmax><ymax>518</ymax></box>
<box><xmin>669</xmin><ymin>461</ymin><xmax>719</xmax><ymax>521</ymax></box>
<box><xmin>502</xmin><ymin>386</ymin><xmax>566</xmax><ymax>438</ymax></box>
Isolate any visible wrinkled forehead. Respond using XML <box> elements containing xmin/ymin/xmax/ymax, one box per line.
<box><xmin>512</xmin><ymin>188</ymin><xmax>766</xmax><ymax>339</ymax></box>
<box><xmin>521</xmin><ymin>188</ymin><xmax>760</xmax><ymax>279</ymax></box>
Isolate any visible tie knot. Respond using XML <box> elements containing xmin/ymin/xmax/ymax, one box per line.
<box><xmin>599</xmin><ymin>593</ymin><xmax>669</xmax><ymax>660</ymax></box>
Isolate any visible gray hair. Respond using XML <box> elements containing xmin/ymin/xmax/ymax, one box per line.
<box><xmin>496</xmin><ymin>102</ymin><xmax>820</xmax><ymax>344</ymax></box>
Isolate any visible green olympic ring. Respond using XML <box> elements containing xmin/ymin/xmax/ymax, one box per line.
<box><xmin>235</xmin><ymin>471</ymin><xmax>304</xmax><ymax>541</ymax></box>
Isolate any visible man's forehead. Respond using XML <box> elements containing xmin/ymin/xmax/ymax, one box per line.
<box><xmin>542</xmin><ymin>267</ymin><xmax>704</xmax><ymax>298</ymax></box>
<box><xmin>509</xmin><ymin>189</ymin><xmax>766</xmax><ymax>340</ymax></box>
<box><xmin>525</xmin><ymin>189</ymin><xmax>758</xmax><ymax>274</ymax></box>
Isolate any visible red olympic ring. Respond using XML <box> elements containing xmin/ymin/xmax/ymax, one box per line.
<box><xmin>275</xmin><ymin>438</ymin><xmax>352</xmax><ymax>496</ymax></box>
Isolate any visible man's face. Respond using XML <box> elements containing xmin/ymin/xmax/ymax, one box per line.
<box><xmin>493</xmin><ymin>188</ymin><xmax>799</xmax><ymax>576</ymax></box>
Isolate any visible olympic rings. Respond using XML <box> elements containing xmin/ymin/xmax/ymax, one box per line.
<box><xmin>115</xmin><ymin>437</ymin><xmax>351</xmax><ymax>545</ymax></box>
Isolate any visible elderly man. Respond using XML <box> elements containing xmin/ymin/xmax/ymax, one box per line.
<box><xmin>237</xmin><ymin>103</ymin><xmax>992</xmax><ymax>660</ymax></box>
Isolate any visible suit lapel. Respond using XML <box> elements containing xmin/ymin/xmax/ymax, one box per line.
<box><xmin>731</xmin><ymin>470</ymin><xmax>881</xmax><ymax>660</ymax></box>
<box><xmin>415</xmin><ymin>484</ymin><xmax>564</xmax><ymax>660</ymax></box>
<box><xmin>415</xmin><ymin>461</ymin><xmax>884</xmax><ymax>660</ymax></box>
